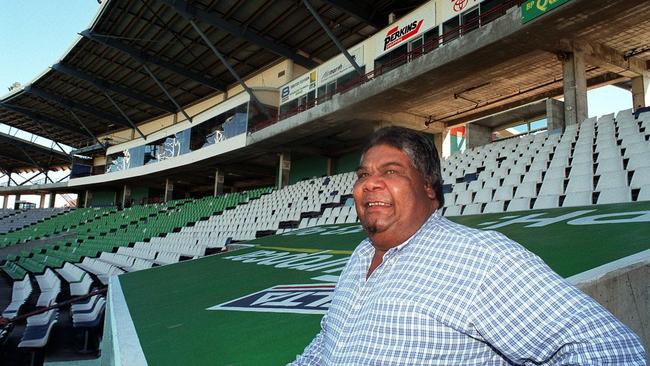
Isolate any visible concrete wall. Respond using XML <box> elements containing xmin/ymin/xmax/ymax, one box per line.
<box><xmin>546</xmin><ymin>98</ymin><xmax>565</xmax><ymax>131</ymax></box>
<box><xmin>466</xmin><ymin>123</ymin><xmax>492</xmax><ymax>149</ymax></box>
<box><xmin>570</xmin><ymin>251</ymin><xmax>650</xmax><ymax>356</ymax></box>
<box><xmin>289</xmin><ymin>156</ymin><xmax>328</xmax><ymax>184</ymax></box>
<box><xmin>335</xmin><ymin>151</ymin><xmax>361</xmax><ymax>175</ymax></box>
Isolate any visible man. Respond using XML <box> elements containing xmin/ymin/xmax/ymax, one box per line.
<box><xmin>290</xmin><ymin>126</ymin><xmax>646</xmax><ymax>365</ymax></box>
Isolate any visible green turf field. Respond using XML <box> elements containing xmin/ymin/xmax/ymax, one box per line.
<box><xmin>115</xmin><ymin>201</ymin><xmax>650</xmax><ymax>365</ymax></box>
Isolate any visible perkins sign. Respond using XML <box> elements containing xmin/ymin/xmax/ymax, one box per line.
<box><xmin>383</xmin><ymin>20</ymin><xmax>423</xmax><ymax>52</ymax></box>
<box><xmin>375</xmin><ymin>1</ymin><xmax>435</xmax><ymax>57</ymax></box>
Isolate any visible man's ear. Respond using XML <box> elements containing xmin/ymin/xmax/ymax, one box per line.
<box><xmin>424</xmin><ymin>183</ymin><xmax>436</xmax><ymax>201</ymax></box>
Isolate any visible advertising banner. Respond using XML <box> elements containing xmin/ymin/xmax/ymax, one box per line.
<box><xmin>280</xmin><ymin>71</ymin><xmax>317</xmax><ymax>104</ymax></box>
<box><xmin>438</xmin><ymin>0</ymin><xmax>481</xmax><ymax>22</ymax></box>
<box><xmin>375</xmin><ymin>1</ymin><xmax>436</xmax><ymax>57</ymax></box>
<box><xmin>521</xmin><ymin>0</ymin><xmax>571</xmax><ymax>24</ymax></box>
<box><xmin>317</xmin><ymin>46</ymin><xmax>364</xmax><ymax>86</ymax></box>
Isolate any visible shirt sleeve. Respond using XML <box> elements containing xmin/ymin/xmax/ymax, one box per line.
<box><xmin>467</xmin><ymin>242</ymin><xmax>647</xmax><ymax>365</ymax></box>
<box><xmin>287</xmin><ymin>314</ymin><xmax>327</xmax><ymax>366</ymax></box>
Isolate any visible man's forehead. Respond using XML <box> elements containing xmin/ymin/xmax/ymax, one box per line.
<box><xmin>360</xmin><ymin>144</ymin><xmax>412</xmax><ymax>167</ymax></box>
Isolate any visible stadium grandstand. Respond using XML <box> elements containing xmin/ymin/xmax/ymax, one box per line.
<box><xmin>0</xmin><ymin>0</ymin><xmax>649</xmax><ymax>364</ymax></box>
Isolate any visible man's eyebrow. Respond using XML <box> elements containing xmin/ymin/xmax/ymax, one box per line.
<box><xmin>356</xmin><ymin>161</ymin><xmax>405</xmax><ymax>172</ymax></box>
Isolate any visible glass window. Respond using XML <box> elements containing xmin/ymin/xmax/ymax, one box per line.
<box><xmin>480</xmin><ymin>0</ymin><xmax>507</xmax><ymax>25</ymax></box>
<box><xmin>410</xmin><ymin>36</ymin><xmax>424</xmax><ymax>59</ymax></box>
<box><xmin>374</xmin><ymin>44</ymin><xmax>408</xmax><ymax>74</ymax></box>
<box><xmin>462</xmin><ymin>7</ymin><xmax>480</xmax><ymax>35</ymax></box>
<box><xmin>424</xmin><ymin>27</ymin><xmax>439</xmax><ymax>53</ymax></box>
<box><xmin>442</xmin><ymin>17</ymin><xmax>460</xmax><ymax>44</ymax></box>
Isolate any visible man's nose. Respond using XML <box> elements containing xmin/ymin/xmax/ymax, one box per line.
<box><xmin>362</xmin><ymin>174</ymin><xmax>384</xmax><ymax>191</ymax></box>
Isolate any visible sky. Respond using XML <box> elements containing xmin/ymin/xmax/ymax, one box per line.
<box><xmin>0</xmin><ymin>1</ymin><xmax>635</xmax><ymax>206</ymax></box>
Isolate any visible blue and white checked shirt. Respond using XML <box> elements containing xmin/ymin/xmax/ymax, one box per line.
<box><xmin>290</xmin><ymin>211</ymin><xmax>646</xmax><ymax>365</ymax></box>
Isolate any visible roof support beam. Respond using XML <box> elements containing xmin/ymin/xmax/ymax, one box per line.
<box><xmin>319</xmin><ymin>0</ymin><xmax>383</xmax><ymax>29</ymax></box>
<box><xmin>303</xmin><ymin>0</ymin><xmax>364</xmax><ymax>77</ymax></box>
<box><xmin>56</xmin><ymin>173</ymin><xmax>70</xmax><ymax>183</ymax></box>
<box><xmin>68</xmin><ymin>111</ymin><xmax>107</xmax><ymax>150</ymax></box>
<box><xmin>104</xmin><ymin>92</ymin><xmax>146</xmax><ymax>139</ymax></box>
<box><xmin>25</xmin><ymin>86</ymin><xmax>132</xmax><ymax>129</ymax></box>
<box><xmin>0</xmin><ymin>151</ymin><xmax>36</xmax><ymax>169</ymax></box>
<box><xmin>0</xmin><ymin>103</ymin><xmax>89</xmax><ymax>140</ymax></box>
<box><xmin>18</xmin><ymin>171</ymin><xmax>43</xmax><ymax>186</ymax></box>
<box><xmin>141</xmin><ymin>64</ymin><xmax>193</xmax><ymax>123</ymax></box>
<box><xmin>51</xmin><ymin>63</ymin><xmax>177</xmax><ymax>114</ymax></box>
<box><xmin>13</xmin><ymin>144</ymin><xmax>48</xmax><ymax>174</ymax></box>
<box><xmin>159</xmin><ymin>0</ymin><xmax>318</xmax><ymax>69</ymax></box>
<box><xmin>566</xmin><ymin>39</ymin><xmax>649</xmax><ymax>77</ymax></box>
<box><xmin>80</xmin><ymin>29</ymin><xmax>226</xmax><ymax>92</ymax></box>
<box><xmin>188</xmin><ymin>20</ymin><xmax>272</xmax><ymax>121</ymax></box>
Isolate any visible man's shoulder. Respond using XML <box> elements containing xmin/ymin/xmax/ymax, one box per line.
<box><xmin>420</xmin><ymin>214</ymin><xmax>531</xmax><ymax>260</ymax></box>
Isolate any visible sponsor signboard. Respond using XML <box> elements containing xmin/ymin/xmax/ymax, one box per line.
<box><xmin>207</xmin><ymin>284</ymin><xmax>335</xmax><ymax>314</ymax></box>
<box><xmin>317</xmin><ymin>46</ymin><xmax>364</xmax><ymax>86</ymax></box>
<box><xmin>438</xmin><ymin>0</ymin><xmax>481</xmax><ymax>23</ymax></box>
<box><xmin>376</xmin><ymin>1</ymin><xmax>436</xmax><ymax>57</ymax></box>
<box><xmin>280</xmin><ymin>71</ymin><xmax>317</xmax><ymax>104</ymax></box>
<box><xmin>521</xmin><ymin>0</ymin><xmax>572</xmax><ymax>24</ymax></box>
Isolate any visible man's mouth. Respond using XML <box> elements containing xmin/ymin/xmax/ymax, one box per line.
<box><xmin>366</xmin><ymin>201</ymin><xmax>391</xmax><ymax>207</ymax></box>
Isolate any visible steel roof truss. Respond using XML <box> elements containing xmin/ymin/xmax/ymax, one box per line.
<box><xmin>141</xmin><ymin>64</ymin><xmax>193</xmax><ymax>123</ymax></box>
<box><xmin>80</xmin><ymin>29</ymin><xmax>226</xmax><ymax>92</ymax></box>
<box><xmin>0</xmin><ymin>103</ymin><xmax>88</xmax><ymax>140</ymax></box>
<box><xmin>25</xmin><ymin>86</ymin><xmax>132</xmax><ymax>129</ymax></box>
<box><xmin>320</xmin><ymin>0</ymin><xmax>382</xmax><ymax>29</ymax></box>
<box><xmin>18</xmin><ymin>171</ymin><xmax>44</xmax><ymax>186</ymax></box>
<box><xmin>104</xmin><ymin>92</ymin><xmax>147</xmax><ymax>139</ymax></box>
<box><xmin>160</xmin><ymin>0</ymin><xmax>318</xmax><ymax>69</ymax></box>
<box><xmin>52</xmin><ymin>63</ymin><xmax>177</xmax><ymax>113</ymax></box>
<box><xmin>303</xmin><ymin>0</ymin><xmax>364</xmax><ymax>77</ymax></box>
<box><xmin>68</xmin><ymin>110</ymin><xmax>108</xmax><ymax>150</ymax></box>
<box><xmin>189</xmin><ymin>20</ymin><xmax>272</xmax><ymax>121</ymax></box>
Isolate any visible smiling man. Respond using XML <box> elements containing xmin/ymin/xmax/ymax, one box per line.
<box><xmin>290</xmin><ymin>126</ymin><xmax>646</xmax><ymax>365</ymax></box>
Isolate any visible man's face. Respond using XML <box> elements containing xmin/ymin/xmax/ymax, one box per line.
<box><xmin>353</xmin><ymin>144</ymin><xmax>437</xmax><ymax>250</ymax></box>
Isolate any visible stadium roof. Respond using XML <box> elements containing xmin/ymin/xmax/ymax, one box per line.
<box><xmin>0</xmin><ymin>132</ymin><xmax>70</xmax><ymax>174</ymax></box>
<box><xmin>0</xmin><ymin>0</ymin><xmax>427</xmax><ymax>149</ymax></box>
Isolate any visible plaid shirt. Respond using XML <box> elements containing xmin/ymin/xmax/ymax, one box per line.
<box><xmin>290</xmin><ymin>212</ymin><xmax>646</xmax><ymax>365</ymax></box>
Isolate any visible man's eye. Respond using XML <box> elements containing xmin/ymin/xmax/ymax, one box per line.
<box><xmin>357</xmin><ymin>172</ymin><xmax>369</xmax><ymax>179</ymax></box>
<box><xmin>386</xmin><ymin>169</ymin><xmax>397</xmax><ymax>175</ymax></box>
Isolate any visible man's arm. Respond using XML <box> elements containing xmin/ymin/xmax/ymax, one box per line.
<box><xmin>287</xmin><ymin>315</ymin><xmax>327</xmax><ymax>365</ymax></box>
<box><xmin>468</xmin><ymin>243</ymin><xmax>646</xmax><ymax>364</ymax></box>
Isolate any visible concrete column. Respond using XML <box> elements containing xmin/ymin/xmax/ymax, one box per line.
<box><xmin>277</xmin><ymin>152</ymin><xmax>291</xmax><ymax>189</ymax></box>
<box><xmin>213</xmin><ymin>169</ymin><xmax>225</xmax><ymax>197</ymax></box>
<box><xmin>84</xmin><ymin>190</ymin><xmax>92</xmax><ymax>208</ymax></box>
<box><xmin>48</xmin><ymin>193</ymin><xmax>56</xmax><ymax>208</ymax></box>
<box><xmin>164</xmin><ymin>179</ymin><xmax>174</xmax><ymax>203</ymax></box>
<box><xmin>122</xmin><ymin>185</ymin><xmax>132</xmax><ymax>208</ymax></box>
<box><xmin>631</xmin><ymin>75</ymin><xmax>650</xmax><ymax>110</ymax></box>
<box><xmin>546</xmin><ymin>98</ymin><xmax>566</xmax><ymax>131</ymax></box>
<box><xmin>2</xmin><ymin>195</ymin><xmax>7</xmax><ymax>209</ymax></box>
<box><xmin>326</xmin><ymin>158</ymin><xmax>334</xmax><ymax>176</ymax></box>
<box><xmin>562</xmin><ymin>51</ymin><xmax>588</xmax><ymax>126</ymax></box>
<box><xmin>39</xmin><ymin>194</ymin><xmax>46</xmax><ymax>208</ymax></box>
<box><xmin>466</xmin><ymin>124</ymin><xmax>492</xmax><ymax>149</ymax></box>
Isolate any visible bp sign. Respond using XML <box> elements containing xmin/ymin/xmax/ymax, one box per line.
<box><xmin>521</xmin><ymin>0</ymin><xmax>571</xmax><ymax>24</ymax></box>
